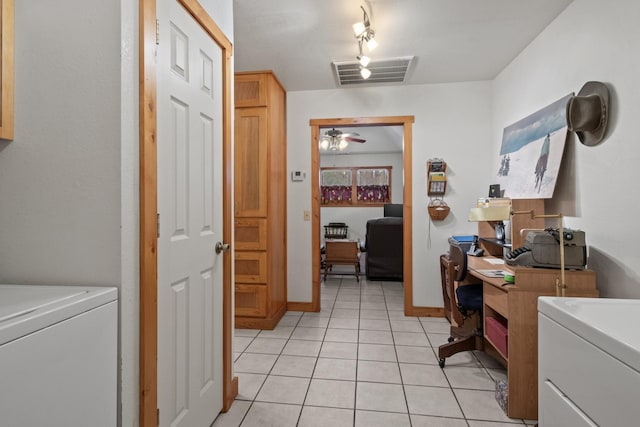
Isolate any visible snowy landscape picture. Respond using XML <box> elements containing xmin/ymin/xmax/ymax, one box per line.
<box><xmin>495</xmin><ymin>93</ymin><xmax>573</xmax><ymax>199</ymax></box>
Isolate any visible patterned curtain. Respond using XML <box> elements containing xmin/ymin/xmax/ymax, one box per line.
<box><xmin>357</xmin><ymin>185</ymin><xmax>390</xmax><ymax>202</ymax></box>
<box><xmin>321</xmin><ymin>185</ymin><xmax>352</xmax><ymax>203</ymax></box>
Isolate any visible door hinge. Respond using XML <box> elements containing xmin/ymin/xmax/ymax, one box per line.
<box><xmin>157</xmin><ymin>213</ymin><xmax>160</xmax><ymax>238</ymax></box>
<box><xmin>157</xmin><ymin>408</ymin><xmax>160</xmax><ymax>426</ymax></box>
<box><xmin>156</xmin><ymin>19</ymin><xmax>160</xmax><ymax>45</ymax></box>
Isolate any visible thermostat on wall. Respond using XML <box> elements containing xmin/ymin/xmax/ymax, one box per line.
<box><xmin>291</xmin><ymin>170</ymin><xmax>306</xmax><ymax>182</ymax></box>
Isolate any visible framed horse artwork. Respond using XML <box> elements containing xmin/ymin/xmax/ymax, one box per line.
<box><xmin>495</xmin><ymin>93</ymin><xmax>572</xmax><ymax>199</ymax></box>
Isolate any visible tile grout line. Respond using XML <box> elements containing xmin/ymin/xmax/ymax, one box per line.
<box><xmin>353</xmin><ymin>276</ymin><xmax>364</xmax><ymax>425</ymax></box>
<box><xmin>420</xmin><ymin>313</ymin><xmax>476</xmax><ymax>425</ymax></box>
<box><xmin>238</xmin><ymin>308</ymin><xmax>305</xmax><ymax>426</ymax></box>
<box><xmin>382</xmin><ymin>281</ymin><xmax>413</xmax><ymax>425</ymax></box>
<box><xmin>295</xmin><ymin>277</ymin><xmax>338</xmax><ymax>426</ymax></box>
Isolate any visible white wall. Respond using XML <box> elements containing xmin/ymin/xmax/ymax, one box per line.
<box><xmin>493</xmin><ymin>0</ymin><xmax>640</xmax><ymax>298</ymax></box>
<box><xmin>0</xmin><ymin>1</ymin><xmax>234</xmax><ymax>426</ymax></box>
<box><xmin>0</xmin><ymin>1</ymin><xmax>121</xmax><ymax>284</ymax></box>
<box><xmin>120</xmin><ymin>0</ymin><xmax>139</xmax><ymax>424</ymax></box>
<box><xmin>287</xmin><ymin>82</ymin><xmax>493</xmax><ymax>304</ymax></box>
<box><xmin>320</xmin><ymin>152</ymin><xmax>403</xmax><ymax>242</ymax></box>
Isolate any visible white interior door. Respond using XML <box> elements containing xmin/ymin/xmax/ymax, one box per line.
<box><xmin>157</xmin><ymin>1</ymin><xmax>224</xmax><ymax>425</ymax></box>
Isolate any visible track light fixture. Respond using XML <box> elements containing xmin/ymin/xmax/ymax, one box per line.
<box><xmin>357</xmin><ymin>54</ymin><xmax>370</xmax><ymax>67</ymax></box>
<box><xmin>353</xmin><ymin>5</ymin><xmax>377</xmax><ymax>79</ymax></box>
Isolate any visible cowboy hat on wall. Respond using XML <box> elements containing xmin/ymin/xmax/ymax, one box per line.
<box><xmin>566</xmin><ymin>81</ymin><xmax>610</xmax><ymax>146</ymax></box>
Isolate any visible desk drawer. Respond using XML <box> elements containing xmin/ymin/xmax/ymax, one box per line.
<box><xmin>484</xmin><ymin>284</ymin><xmax>508</xmax><ymax>318</ymax></box>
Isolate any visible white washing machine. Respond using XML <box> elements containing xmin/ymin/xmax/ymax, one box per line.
<box><xmin>538</xmin><ymin>297</ymin><xmax>640</xmax><ymax>426</ymax></box>
<box><xmin>0</xmin><ymin>284</ymin><xmax>117</xmax><ymax>427</ymax></box>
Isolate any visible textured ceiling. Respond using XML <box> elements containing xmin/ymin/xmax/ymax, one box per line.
<box><xmin>233</xmin><ymin>0</ymin><xmax>573</xmax><ymax>91</ymax></box>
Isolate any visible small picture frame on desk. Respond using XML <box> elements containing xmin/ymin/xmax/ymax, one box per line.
<box><xmin>489</xmin><ymin>184</ymin><xmax>501</xmax><ymax>198</ymax></box>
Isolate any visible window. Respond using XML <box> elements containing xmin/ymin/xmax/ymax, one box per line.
<box><xmin>321</xmin><ymin>166</ymin><xmax>391</xmax><ymax>206</ymax></box>
<box><xmin>320</xmin><ymin>168</ymin><xmax>353</xmax><ymax>204</ymax></box>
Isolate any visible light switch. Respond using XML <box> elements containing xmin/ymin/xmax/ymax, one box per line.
<box><xmin>304</xmin><ymin>210</ymin><xmax>311</xmax><ymax>221</ymax></box>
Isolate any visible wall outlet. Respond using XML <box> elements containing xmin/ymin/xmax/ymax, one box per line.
<box><xmin>304</xmin><ymin>210</ymin><xmax>311</xmax><ymax>221</ymax></box>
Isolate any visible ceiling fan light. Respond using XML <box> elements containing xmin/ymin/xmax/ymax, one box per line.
<box><xmin>338</xmin><ymin>139</ymin><xmax>349</xmax><ymax>150</ymax></box>
<box><xmin>319</xmin><ymin>137</ymin><xmax>329</xmax><ymax>150</ymax></box>
<box><xmin>360</xmin><ymin>67</ymin><xmax>372</xmax><ymax>79</ymax></box>
<box><xmin>358</xmin><ymin>55</ymin><xmax>370</xmax><ymax>67</ymax></box>
<box><xmin>352</xmin><ymin>21</ymin><xmax>366</xmax><ymax>37</ymax></box>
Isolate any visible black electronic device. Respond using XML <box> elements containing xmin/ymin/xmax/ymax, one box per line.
<box><xmin>467</xmin><ymin>236</ymin><xmax>484</xmax><ymax>257</ymax></box>
<box><xmin>383</xmin><ymin>203</ymin><xmax>403</xmax><ymax>218</ymax></box>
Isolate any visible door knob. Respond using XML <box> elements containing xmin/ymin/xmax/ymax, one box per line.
<box><xmin>215</xmin><ymin>242</ymin><xmax>230</xmax><ymax>254</ymax></box>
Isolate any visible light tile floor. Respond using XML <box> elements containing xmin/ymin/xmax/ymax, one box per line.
<box><xmin>214</xmin><ymin>276</ymin><xmax>536</xmax><ymax>427</ymax></box>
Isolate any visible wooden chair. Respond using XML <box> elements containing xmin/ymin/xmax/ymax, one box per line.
<box><xmin>324</xmin><ymin>240</ymin><xmax>360</xmax><ymax>282</ymax></box>
<box><xmin>438</xmin><ymin>244</ymin><xmax>484</xmax><ymax>367</ymax></box>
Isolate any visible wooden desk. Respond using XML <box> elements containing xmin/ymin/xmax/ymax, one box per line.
<box><xmin>466</xmin><ymin>256</ymin><xmax>598</xmax><ymax>420</ymax></box>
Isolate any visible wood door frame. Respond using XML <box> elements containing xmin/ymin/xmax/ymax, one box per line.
<box><xmin>310</xmin><ymin>116</ymin><xmax>423</xmax><ymax>314</ymax></box>
<box><xmin>139</xmin><ymin>1</ymin><xmax>237</xmax><ymax>426</ymax></box>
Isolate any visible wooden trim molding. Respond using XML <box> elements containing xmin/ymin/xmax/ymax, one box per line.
<box><xmin>220</xmin><ymin>41</ymin><xmax>236</xmax><ymax>415</ymax></box>
<box><xmin>178</xmin><ymin>0</ymin><xmax>232</xmax><ymax>52</ymax></box>
<box><xmin>139</xmin><ymin>1</ymin><xmax>235</xmax><ymax>426</ymax></box>
<box><xmin>310</xmin><ymin>125</ymin><xmax>321</xmax><ymax>312</ymax></box>
<box><xmin>406</xmin><ymin>307</ymin><xmax>445</xmax><ymax>317</ymax></box>
<box><xmin>287</xmin><ymin>301</ymin><xmax>316</xmax><ymax>312</ymax></box>
<box><xmin>0</xmin><ymin>0</ymin><xmax>14</xmax><ymax>140</ymax></box>
<box><xmin>310</xmin><ymin>116</ymin><xmax>416</xmax><ymax>315</ymax></box>
<box><xmin>402</xmin><ymin>121</ymin><xmax>414</xmax><ymax>313</ymax></box>
<box><xmin>138</xmin><ymin>1</ymin><xmax>157</xmax><ymax>425</ymax></box>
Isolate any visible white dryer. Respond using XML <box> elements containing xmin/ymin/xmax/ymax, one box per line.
<box><xmin>0</xmin><ymin>284</ymin><xmax>117</xmax><ymax>427</ymax></box>
<box><xmin>538</xmin><ymin>297</ymin><xmax>640</xmax><ymax>426</ymax></box>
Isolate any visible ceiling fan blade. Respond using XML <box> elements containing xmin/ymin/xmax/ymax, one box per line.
<box><xmin>324</xmin><ymin>128</ymin><xmax>360</xmax><ymax>138</ymax></box>
<box><xmin>345</xmin><ymin>136</ymin><xmax>366</xmax><ymax>143</ymax></box>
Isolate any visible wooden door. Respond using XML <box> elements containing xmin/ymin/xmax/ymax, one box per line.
<box><xmin>156</xmin><ymin>1</ymin><xmax>224</xmax><ymax>425</ymax></box>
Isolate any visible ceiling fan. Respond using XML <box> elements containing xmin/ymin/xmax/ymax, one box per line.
<box><xmin>319</xmin><ymin>128</ymin><xmax>366</xmax><ymax>151</ymax></box>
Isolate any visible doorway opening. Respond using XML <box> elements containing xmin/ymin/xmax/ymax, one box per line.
<box><xmin>309</xmin><ymin>116</ymin><xmax>417</xmax><ymax>313</ymax></box>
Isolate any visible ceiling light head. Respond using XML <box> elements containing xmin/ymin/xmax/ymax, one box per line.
<box><xmin>360</xmin><ymin>67</ymin><xmax>372</xmax><ymax>79</ymax></box>
<box><xmin>338</xmin><ymin>139</ymin><xmax>349</xmax><ymax>150</ymax></box>
<box><xmin>354</xmin><ymin>5</ymin><xmax>371</xmax><ymax>35</ymax></box>
<box><xmin>319</xmin><ymin>137</ymin><xmax>329</xmax><ymax>150</ymax></box>
<box><xmin>352</xmin><ymin>21</ymin><xmax>366</xmax><ymax>37</ymax></box>
<box><xmin>365</xmin><ymin>33</ymin><xmax>378</xmax><ymax>51</ymax></box>
<box><xmin>357</xmin><ymin>55</ymin><xmax>370</xmax><ymax>67</ymax></box>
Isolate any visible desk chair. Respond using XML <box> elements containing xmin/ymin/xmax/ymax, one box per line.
<box><xmin>438</xmin><ymin>244</ymin><xmax>483</xmax><ymax>368</ymax></box>
<box><xmin>324</xmin><ymin>240</ymin><xmax>360</xmax><ymax>282</ymax></box>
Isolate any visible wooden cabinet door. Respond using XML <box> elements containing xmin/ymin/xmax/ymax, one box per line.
<box><xmin>235</xmin><ymin>284</ymin><xmax>268</xmax><ymax>317</ymax></box>
<box><xmin>234</xmin><ymin>107</ymin><xmax>267</xmax><ymax>217</ymax></box>
<box><xmin>235</xmin><ymin>218</ymin><xmax>267</xmax><ymax>251</ymax></box>
<box><xmin>234</xmin><ymin>73</ymin><xmax>267</xmax><ymax>107</ymax></box>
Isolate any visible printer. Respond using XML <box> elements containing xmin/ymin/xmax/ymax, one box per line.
<box><xmin>505</xmin><ymin>228</ymin><xmax>587</xmax><ymax>269</ymax></box>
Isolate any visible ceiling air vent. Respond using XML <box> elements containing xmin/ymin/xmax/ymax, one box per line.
<box><xmin>333</xmin><ymin>56</ymin><xmax>414</xmax><ymax>86</ymax></box>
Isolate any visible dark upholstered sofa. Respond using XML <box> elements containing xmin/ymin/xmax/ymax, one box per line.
<box><xmin>363</xmin><ymin>217</ymin><xmax>403</xmax><ymax>281</ymax></box>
